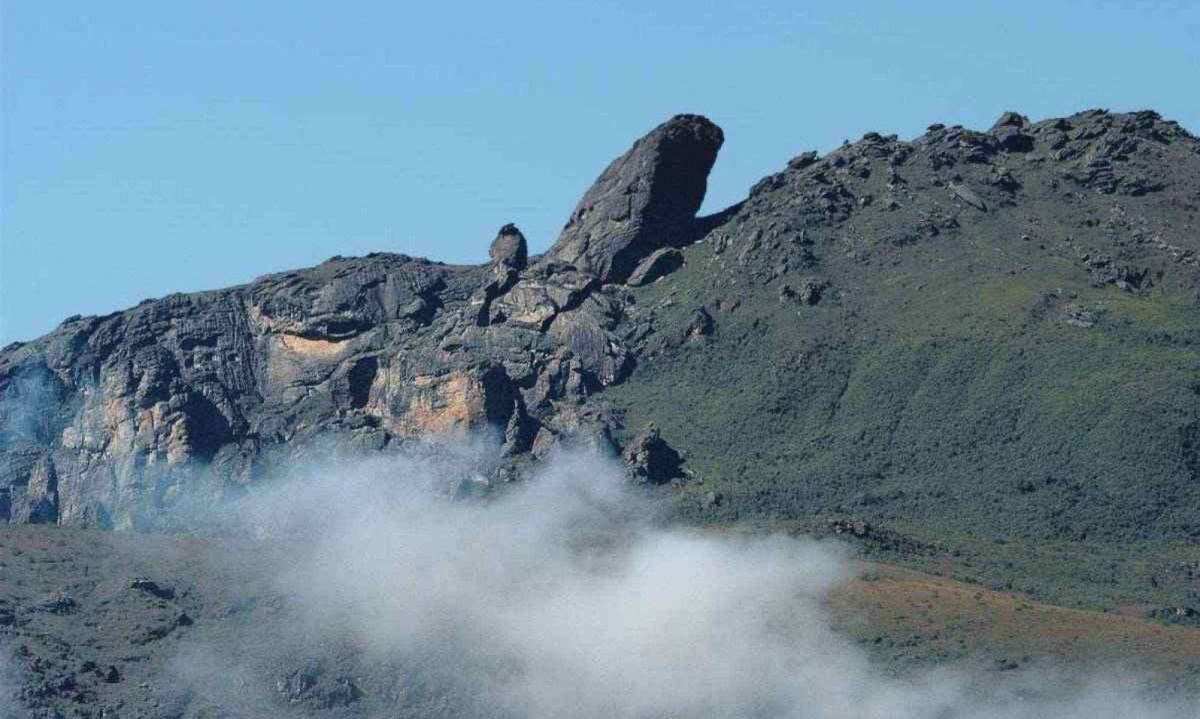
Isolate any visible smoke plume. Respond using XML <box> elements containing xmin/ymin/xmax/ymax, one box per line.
<box><xmin>166</xmin><ymin>441</ymin><xmax>1195</xmax><ymax>718</ymax></box>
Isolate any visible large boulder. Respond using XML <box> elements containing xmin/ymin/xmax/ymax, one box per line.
<box><xmin>546</xmin><ymin>114</ymin><xmax>723</xmax><ymax>283</ymax></box>
<box><xmin>622</xmin><ymin>422</ymin><xmax>683</xmax><ymax>485</ymax></box>
<box><xmin>489</xmin><ymin>223</ymin><xmax>528</xmax><ymax>275</ymax></box>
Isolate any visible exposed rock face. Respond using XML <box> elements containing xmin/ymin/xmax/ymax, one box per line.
<box><xmin>546</xmin><ymin>114</ymin><xmax>724</xmax><ymax>283</ymax></box>
<box><xmin>0</xmin><ymin>241</ymin><xmax>641</xmax><ymax>528</ymax></box>
<box><xmin>0</xmin><ymin>116</ymin><xmax>727</xmax><ymax>529</ymax></box>
<box><xmin>489</xmin><ymin>223</ymin><xmax>527</xmax><ymax>275</ymax></box>
<box><xmin>474</xmin><ymin>223</ymin><xmax>530</xmax><ymax>325</ymax></box>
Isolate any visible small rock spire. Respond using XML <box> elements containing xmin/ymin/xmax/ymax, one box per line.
<box><xmin>490</xmin><ymin>223</ymin><xmax>528</xmax><ymax>273</ymax></box>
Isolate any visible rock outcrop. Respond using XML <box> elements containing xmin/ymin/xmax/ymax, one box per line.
<box><xmin>546</xmin><ymin>114</ymin><xmax>723</xmax><ymax>283</ymax></box>
<box><xmin>621</xmin><ymin>423</ymin><xmax>683</xmax><ymax>484</ymax></box>
<box><xmin>0</xmin><ymin>114</ymin><xmax>728</xmax><ymax>529</ymax></box>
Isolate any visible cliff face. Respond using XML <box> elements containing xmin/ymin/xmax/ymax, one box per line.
<box><xmin>2</xmin><ymin>109</ymin><xmax>1199</xmax><ymax>541</ymax></box>
<box><xmin>0</xmin><ymin>115</ymin><xmax>722</xmax><ymax>529</ymax></box>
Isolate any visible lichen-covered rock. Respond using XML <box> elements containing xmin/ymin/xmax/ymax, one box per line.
<box><xmin>546</xmin><ymin>114</ymin><xmax>724</xmax><ymax>283</ymax></box>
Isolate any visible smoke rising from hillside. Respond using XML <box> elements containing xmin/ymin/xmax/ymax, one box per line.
<box><xmin>169</xmin><ymin>442</ymin><xmax>1195</xmax><ymax>718</ymax></box>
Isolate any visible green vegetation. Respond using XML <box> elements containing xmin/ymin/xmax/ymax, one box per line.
<box><xmin>607</xmin><ymin>177</ymin><xmax>1200</xmax><ymax>615</ymax></box>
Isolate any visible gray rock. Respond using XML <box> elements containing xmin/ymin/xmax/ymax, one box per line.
<box><xmin>622</xmin><ymin>422</ymin><xmax>683</xmax><ymax>485</ymax></box>
<box><xmin>990</xmin><ymin>111</ymin><xmax>1029</xmax><ymax>130</ymax></box>
<box><xmin>474</xmin><ymin>223</ymin><xmax>530</xmax><ymax>325</ymax></box>
<box><xmin>627</xmin><ymin>248</ymin><xmax>684</xmax><ymax>286</ymax></box>
<box><xmin>780</xmin><ymin>278</ymin><xmax>828</xmax><ymax>306</ymax></box>
<box><xmin>949</xmin><ymin>181</ymin><xmax>988</xmax><ymax>211</ymax></box>
<box><xmin>546</xmin><ymin>114</ymin><xmax>723</xmax><ymax>283</ymax></box>
<box><xmin>489</xmin><ymin>223</ymin><xmax>528</xmax><ymax>272</ymax></box>
<box><xmin>684</xmin><ymin>305</ymin><xmax>715</xmax><ymax>339</ymax></box>
<box><xmin>990</xmin><ymin>113</ymin><xmax>1035</xmax><ymax>153</ymax></box>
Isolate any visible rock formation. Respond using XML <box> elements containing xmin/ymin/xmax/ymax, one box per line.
<box><xmin>0</xmin><ymin>114</ymin><xmax>725</xmax><ymax>528</ymax></box>
<box><xmin>546</xmin><ymin>114</ymin><xmax>723</xmax><ymax>283</ymax></box>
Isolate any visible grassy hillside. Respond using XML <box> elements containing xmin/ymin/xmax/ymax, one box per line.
<box><xmin>606</xmin><ymin>110</ymin><xmax>1200</xmax><ymax>612</ymax></box>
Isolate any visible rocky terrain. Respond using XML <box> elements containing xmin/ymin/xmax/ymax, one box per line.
<box><xmin>1</xmin><ymin>108</ymin><xmax>1199</xmax><ymax>715</ymax></box>
<box><xmin>0</xmin><ymin>114</ymin><xmax>728</xmax><ymax>530</ymax></box>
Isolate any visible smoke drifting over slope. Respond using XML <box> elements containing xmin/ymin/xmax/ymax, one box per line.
<box><xmin>163</xmin><ymin>443</ymin><xmax>1193</xmax><ymax>718</ymax></box>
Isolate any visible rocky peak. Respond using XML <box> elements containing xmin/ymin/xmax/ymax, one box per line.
<box><xmin>489</xmin><ymin>223</ymin><xmax>528</xmax><ymax>273</ymax></box>
<box><xmin>546</xmin><ymin>113</ymin><xmax>724</xmax><ymax>284</ymax></box>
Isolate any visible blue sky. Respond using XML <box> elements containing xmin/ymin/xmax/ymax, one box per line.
<box><xmin>3</xmin><ymin>1</ymin><xmax>1198</xmax><ymax>343</ymax></box>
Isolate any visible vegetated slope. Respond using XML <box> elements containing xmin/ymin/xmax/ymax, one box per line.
<box><xmin>607</xmin><ymin>110</ymin><xmax>1200</xmax><ymax>552</ymax></box>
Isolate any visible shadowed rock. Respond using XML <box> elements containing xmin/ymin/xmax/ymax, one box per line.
<box><xmin>627</xmin><ymin>247</ymin><xmax>684</xmax><ymax>286</ymax></box>
<box><xmin>474</xmin><ymin>223</ymin><xmax>529</xmax><ymax>324</ymax></box>
<box><xmin>622</xmin><ymin>422</ymin><xmax>683</xmax><ymax>484</ymax></box>
<box><xmin>489</xmin><ymin>223</ymin><xmax>528</xmax><ymax>275</ymax></box>
<box><xmin>547</xmin><ymin>114</ymin><xmax>724</xmax><ymax>283</ymax></box>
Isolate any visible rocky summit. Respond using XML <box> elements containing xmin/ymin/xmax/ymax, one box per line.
<box><xmin>1</xmin><ymin>108</ymin><xmax>1199</xmax><ymax>551</ymax></box>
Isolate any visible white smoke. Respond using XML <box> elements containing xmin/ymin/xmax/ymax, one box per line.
<box><xmin>169</xmin><ymin>442</ymin><xmax>1196</xmax><ymax>718</ymax></box>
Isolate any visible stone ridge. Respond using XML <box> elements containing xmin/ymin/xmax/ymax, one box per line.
<box><xmin>0</xmin><ymin>114</ymin><xmax>728</xmax><ymax>528</ymax></box>
<box><xmin>1</xmin><ymin>107</ymin><xmax>1197</xmax><ymax>531</ymax></box>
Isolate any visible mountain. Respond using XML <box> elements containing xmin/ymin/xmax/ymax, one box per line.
<box><xmin>2</xmin><ymin>108</ymin><xmax>1199</xmax><ymax>574</ymax></box>
<box><xmin>2</xmin><ymin>107</ymin><xmax>1200</xmax><ymax>716</ymax></box>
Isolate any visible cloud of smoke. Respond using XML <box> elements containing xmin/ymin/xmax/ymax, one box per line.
<box><xmin>169</xmin><ymin>442</ymin><xmax>1196</xmax><ymax>718</ymax></box>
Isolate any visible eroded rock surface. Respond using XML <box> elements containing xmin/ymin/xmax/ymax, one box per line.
<box><xmin>0</xmin><ymin>114</ymin><xmax>729</xmax><ymax>528</ymax></box>
<box><xmin>546</xmin><ymin>114</ymin><xmax>723</xmax><ymax>283</ymax></box>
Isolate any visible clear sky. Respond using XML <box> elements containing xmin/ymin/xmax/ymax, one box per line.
<box><xmin>2</xmin><ymin>1</ymin><xmax>1197</xmax><ymax>343</ymax></box>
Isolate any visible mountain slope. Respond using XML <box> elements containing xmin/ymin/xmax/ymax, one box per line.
<box><xmin>1</xmin><ymin>108</ymin><xmax>1197</xmax><ymax>556</ymax></box>
<box><xmin>611</xmin><ymin>109</ymin><xmax>1200</xmax><ymax>547</ymax></box>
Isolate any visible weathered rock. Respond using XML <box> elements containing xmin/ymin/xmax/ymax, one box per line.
<box><xmin>949</xmin><ymin>181</ymin><xmax>988</xmax><ymax>211</ymax></box>
<box><xmin>780</xmin><ymin>278</ymin><xmax>828</xmax><ymax>306</ymax></box>
<box><xmin>546</xmin><ymin>114</ymin><xmax>724</xmax><ymax>283</ymax></box>
<box><xmin>627</xmin><ymin>247</ymin><xmax>684</xmax><ymax>286</ymax></box>
<box><xmin>991</xmin><ymin>111</ymin><xmax>1029</xmax><ymax>131</ymax></box>
<box><xmin>473</xmin><ymin>223</ymin><xmax>530</xmax><ymax>325</ymax></box>
<box><xmin>489</xmin><ymin>223</ymin><xmax>528</xmax><ymax>273</ymax></box>
<box><xmin>489</xmin><ymin>271</ymin><xmax>597</xmax><ymax>329</ymax></box>
<box><xmin>2</xmin><ymin>107</ymin><xmax>1197</xmax><ymax>538</ymax></box>
<box><xmin>277</xmin><ymin>663</ymin><xmax>362</xmax><ymax>708</ymax></box>
<box><xmin>990</xmin><ymin>113</ymin><xmax>1034</xmax><ymax>153</ymax></box>
<box><xmin>622</xmin><ymin>423</ymin><xmax>683</xmax><ymax>485</ymax></box>
<box><xmin>130</xmin><ymin>578</ymin><xmax>176</xmax><ymax>600</ymax></box>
